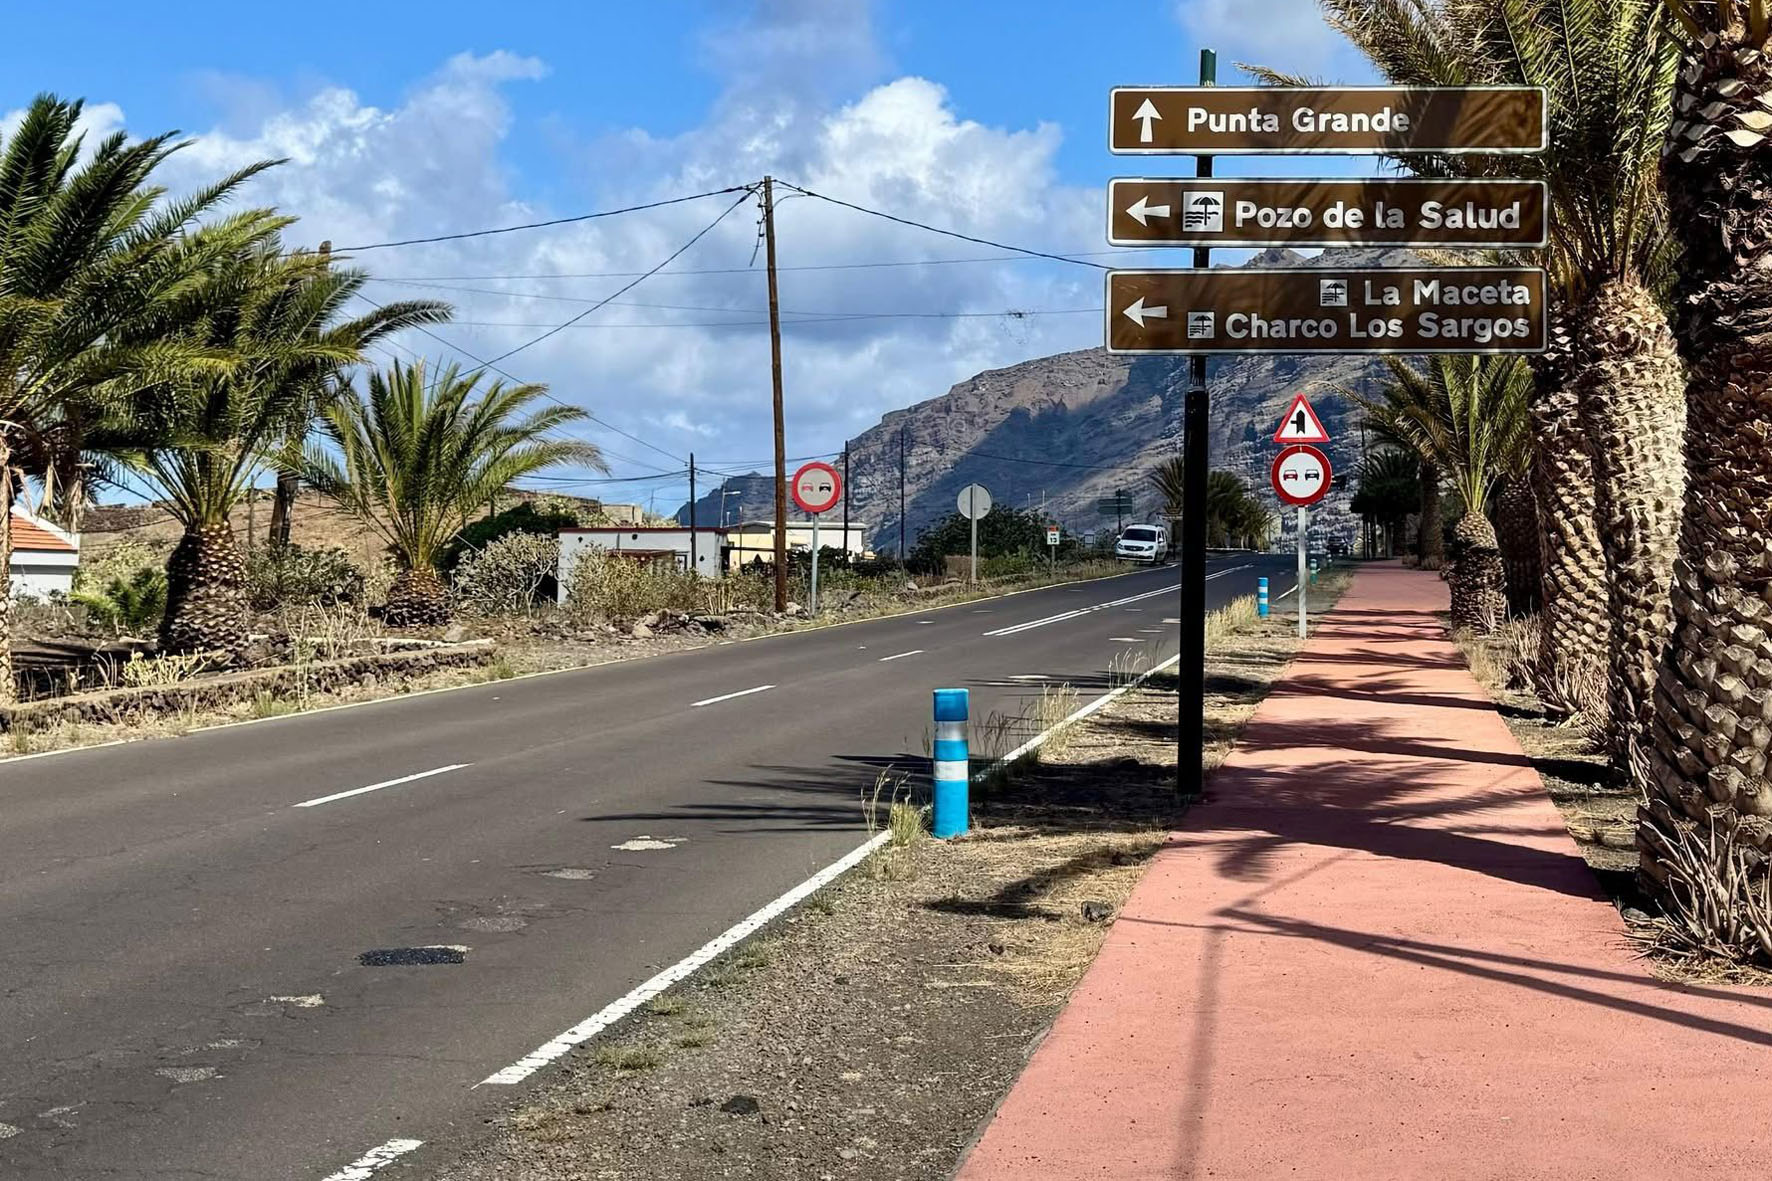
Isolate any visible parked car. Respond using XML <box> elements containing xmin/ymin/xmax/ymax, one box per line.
<box><xmin>1114</xmin><ymin>524</ymin><xmax>1168</xmax><ymax>564</ymax></box>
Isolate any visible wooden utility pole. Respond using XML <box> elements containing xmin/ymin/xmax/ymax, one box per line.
<box><xmin>688</xmin><ymin>452</ymin><xmax>698</xmax><ymax>575</ymax></box>
<box><xmin>762</xmin><ymin>177</ymin><xmax>789</xmax><ymax>612</ymax></box>
<box><xmin>270</xmin><ymin>240</ymin><xmax>329</xmax><ymax>549</ymax></box>
<box><xmin>842</xmin><ymin>442</ymin><xmax>851</xmax><ymax>567</ymax></box>
<box><xmin>898</xmin><ymin>426</ymin><xmax>907</xmax><ymax>565</ymax></box>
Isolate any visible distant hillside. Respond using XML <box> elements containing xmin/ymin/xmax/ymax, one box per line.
<box><xmin>678</xmin><ymin>246</ymin><xmax>1418</xmax><ymax>554</ymax></box>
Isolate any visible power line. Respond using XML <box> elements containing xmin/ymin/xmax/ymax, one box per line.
<box><xmin>333</xmin><ymin>186</ymin><xmax>752</xmax><ymax>252</ymax></box>
<box><xmin>775</xmin><ymin>181</ymin><xmax>1114</xmax><ymax>271</ymax></box>
<box><xmin>439</xmin><ymin>309</ymin><xmax>1098</xmax><ymax>330</ymax></box>
<box><xmin>480</xmin><ymin>189</ymin><xmax>756</xmax><ymax>368</ymax></box>
<box><xmin>351</xmin><ymin>290</ymin><xmax>688</xmax><ymax>466</ymax></box>
<box><xmin>365</xmin><ymin>248</ymin><xmax>1168</xmax><ymax>282</ymax></box>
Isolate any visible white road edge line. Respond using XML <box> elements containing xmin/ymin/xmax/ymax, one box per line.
<box><xmin>320</xmin><ymin>1137</ymin><xmax>424</xmax><ymax>1181</ymax></box>
<box><xmin>293</xmin><ymin>764</ymin><xmax>470</xmax><ymax>809</ymax></box>
<box><xmin>470</xmin><ymin>649</ymin><xmax>1181</xmax><ymax>1091</ymax></box>
<box><xmin>877</xmin><ymin>650</ymin><xmax>924</xmax><ymax>662</ymax></box>
<box><xmin>690</xmin><ymin>684</ymin><xmax>775</xmax><ymax>708</ymax></box>
<box><xmin>1108</xmin><ymin>637</ymin><xmax>1143</xmax><ymax>642</ymax></box>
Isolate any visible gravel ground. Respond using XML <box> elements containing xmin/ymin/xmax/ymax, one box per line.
<box><xmin>422</xmin><ymin>597</ymin><xmax>1326</xmax><ymax>1181</ymax></box>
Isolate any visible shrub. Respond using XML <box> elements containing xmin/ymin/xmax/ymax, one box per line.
<box><xmin>71</xmin><ymin>567</ymin><xmax>168</xmax><ymax>635</ymax></box>
<box><xmin>444</xmin><ymin>501</ymin><xmax>583</xmax><ymax>570</ymax></box>
<box><xmin>246</xmin><ymin>544</ymin><xmax>366</xmax><ymax>610</ymax></box>
<box><xmin>454</xmin><ymin>532</ymin><xmax>560</xmax><ymax>616</ymax></box>
<box><xmin>74</xmin><ymin>539</ymin><xmax>164</xmax><ymax>595</ymax></box>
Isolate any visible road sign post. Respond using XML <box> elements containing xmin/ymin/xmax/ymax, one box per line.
<box><xmin>1107</xmin><ymin>267</ymin><xmax>1548</xmax><ymax>355</ymax></box>
<box><xmin>791</xmin><ymin>461</ymin><xmax>843</xmax><ymax>616</ymax></box>
<box><xmin>1108</xmin><ymin>177</ymin><xmax>1548</xmax><ymax>248</ymax></box>
<box><xmin>957</xmin><ymin>483</ymin><xmax>992</xmax><ymax>585</ymax></box>
<box><xmin>1046</xmin><ymin>524</ymin><xmax>1060</xmax><ymax>575</ymax></box>
<box><xmin>1271</xmin><ymin>442</ymin><xmax>1333</xmax><ymax>639</ymax></box>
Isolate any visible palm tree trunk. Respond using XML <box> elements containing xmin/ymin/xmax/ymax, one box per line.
<box><xmin>1448</xmin><ymin>512</ymin><xmax>1504</xmax><ymax>633</ymax></box>
<box><xmin>1495</xmin><ymin>474</ymin><xmax>1542</xmax><ymax>617</ymax></box>
<box><xmin>0</xmin><ymin>442</ymin><xmax>14</xmax><ymax>707</ymax></box>
<box><xmin>1418</xmin><ymin>459</ymin><xmax>1444</xmax><ymax>568</ymax></box>
<box><xmin>268</xmin><ymin>468</ymin><xmax>298</xmax><ymax>548</ymax></box>
<box><xmin>160</xmin><ymin>522</ymin><xmax>250</xmax><ymax>656</ymax></box>
<box><xmin>1574</xmin><ymin>276</ymin><xmax>1686</xmax><ymax>778</ymax></box>
<box><xmin>385</xmin><ymin>565</ymin><xmax>451</xmax><ymax>627</ymax></box>
<box><xmin>1529</xmin><ymin>314</ymin><xmax>1609</xmax><ymax>717</ymax></box>
<box><xmin>1640</xmin><ymin>29</ymin><xmax>1772</xmax><ymax>959</ymax></box>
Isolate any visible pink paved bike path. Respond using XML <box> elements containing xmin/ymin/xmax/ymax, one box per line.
<box><xmin>958</xmin><ymin>563</ymin><xmax>1772</xmax><ymax>1180</ymax></box>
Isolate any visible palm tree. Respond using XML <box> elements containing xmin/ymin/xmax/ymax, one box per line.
<box><xmin>1266</xmin><ymin>0</ymin><xmax>1685</xmax><ymax>765</ymax></box>
<box><xmin>117</xmin><ymin>244</ymin><xmax>447</xmax><ymax>655</ymax></box>
<box><xmin>1149</xmin><ymin>457</ymin><xmax>1185</xmax><ymax>539</ymax></box>
<box><xmin>308</xmin><ymin>359</ymin><xmax>605</xmax><ymax>626</ymax></box>
<box><xmin>0</xmin><ymin>94</ymin><xmax>285</xmax><ymax>701</ymax></box>
<box><xmin>1637</xmin><ymin>3</ymin><xmax>1772</xmax><ymax>960</ymax></box>
<box><xmin>1350</xmin><ymin>449</ymin><xmax>1420</xmax><ymax>557</ymax></box>
<box><xmin>1354</xmin><ymin>355</ymin><xmax>1532</xmax><ymax>632</ymax></box>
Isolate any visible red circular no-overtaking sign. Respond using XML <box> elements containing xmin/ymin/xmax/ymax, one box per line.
<box><xmin>1271</xmin><ymin>444</ymin><xmax>1333</xmax><ymax>507</ymax></box>
<box><xmin>790</xmin><ymin>461</ymin><xmax>843</xmax><ymax>515</ymax></box>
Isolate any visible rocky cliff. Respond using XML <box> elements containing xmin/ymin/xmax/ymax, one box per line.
<box><xmin>679</xmin><ymin>246</ymin><xmax>1422</xmax><ymax>553</ymax></box>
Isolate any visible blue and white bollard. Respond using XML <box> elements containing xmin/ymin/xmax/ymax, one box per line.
<box><xmin>932</xmin><ymin>688</ymin><xmax>970</xmax><ymax>839</ymax></box>
<box><xmin>1257</xmin><ymin>576</ymin><xmax>1269</xmax><ymax>617</ymax></box>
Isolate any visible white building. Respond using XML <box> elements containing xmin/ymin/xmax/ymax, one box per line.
<box><xmin>556</xmin><ymin>526</ymin><xmax>728</xmax><ymax>603</ymax></box>
<box><xmin>10</xmin><ymin>508</ymin><xmax>79</xmax><ymax>598</ymax></box>
<box><xmin>724</xmin><ymin>520</ymin><xmax>870</xmax><ymax>572</ymax></box>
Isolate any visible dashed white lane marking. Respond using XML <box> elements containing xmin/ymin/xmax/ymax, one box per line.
<box><xmin>691</xmin><ymin>684</ymin><xmax>775</xmax><ymax>707</ymax></box>
<box><xmin>917</xmin><ymin>619</ymin><xmax>935</xmax><ymax>625</ymax></box>
<box><xmin>1139</xmin><ymin>628</ymin><xmax>1163</xmax><ymax>633</ymax></box>
<box><xmin>612</xmin><ymin>835</ymin><xmax>685</xmax><ymax>851</ymax></box>
<box><xmin>1124</xmin><ymin>608</ymin><xmax>1144</xmax><ymax>612</ymax></box>
<box><xmin>1009</xmin><ymin>674</ymin><xmax>1049</xmax><ymax>681</ymax></box>
<box><xmin>293</xmin><ymin>764</ymin><xmax>470</xmax><ymax>809</ymax></box>
<box><xmin>983</xmin><ymin>569</ymin><xmax>1245</xmax><ymax>638</ymax></box>
<box><xmin>271</xmin><ymin>994</ymin><xmax>324</xmax><ymax>1008</ymax></box>
<box><xmin>877</xmin><ymin>650</ymin><xmax>924</xmax><ymax>662</ymax></box>
<box><xmin>321</xmin><ymin>1138</ymin><xmax>424</xmax><ymax>1181</ymax></box>
<box><xmin>1108</xmin><ymin>636</ymin><xmax>1143</xmax><ymax>643</ymax></box>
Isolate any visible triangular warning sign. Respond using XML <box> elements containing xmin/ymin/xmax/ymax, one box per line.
<box><xmin>1273</xmin><ymin>393</ymin><xmax>1331</xmax><ymax>444</ymax></box>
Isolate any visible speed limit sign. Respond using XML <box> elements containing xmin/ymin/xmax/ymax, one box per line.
<box><xmin>1270</xmin><ymin>444</ymin><xmax>1333</xmax><ymax>507</ymax></box>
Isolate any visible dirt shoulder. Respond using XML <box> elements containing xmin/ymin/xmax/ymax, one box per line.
<box><xmin>422</xmin><ymin>576</ymin><xmax>1347</xmax><ymax>1181</ymax></box>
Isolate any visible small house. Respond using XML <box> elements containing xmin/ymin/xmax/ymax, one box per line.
<box><xmin>10</xmin><ymin>508</ymin><xmax>79</xmax><ymax>598</ymax></box>
<box><xmin>556</xmin><ymin>526</ymin><xmax>728</xmax><ymax>603</ymax></box>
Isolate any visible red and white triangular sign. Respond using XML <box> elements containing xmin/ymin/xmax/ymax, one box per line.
<box><xmin>1273</xmin><ymin>393</ymin><xmax>1331</xmax><ymax>444</ymax></box>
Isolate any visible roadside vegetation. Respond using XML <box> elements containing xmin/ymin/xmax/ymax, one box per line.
<box><xmin>1273</xmin><ymin>0</ymin><xmax>1772</xmax><ymax>974</ymax></box>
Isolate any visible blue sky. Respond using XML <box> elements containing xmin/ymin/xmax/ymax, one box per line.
<box><xmin>4</xmin><ymin>1</ymin><xmax>1374</xmax><ymax>507</ymax></box>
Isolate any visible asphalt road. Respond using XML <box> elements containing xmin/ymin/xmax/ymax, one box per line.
<box><xmin>0</xmin><ymin>554</ymin><xmax>1296</xmax><ymax>1180</ymax></box>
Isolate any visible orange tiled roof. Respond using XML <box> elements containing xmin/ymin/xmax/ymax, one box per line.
<box><xmin>11</xmin><ymin>512</ymin><xmax>76</xmax><ymax>554</ymax></box>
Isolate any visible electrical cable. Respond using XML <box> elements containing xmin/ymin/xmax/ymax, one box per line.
<box><xmin>333</xmin><ymin>186</ymin><xmax>752</xmax><ymax>252</ymax></box>
<box><xmin>479</xmin><ymin>188</ymin><xmax>756</xmax><ymax>368</ymax></box>
<box><xmin>775</xmin><ymin>181</ymin><xmax>1114</xmax><ymax>271</ymax></box>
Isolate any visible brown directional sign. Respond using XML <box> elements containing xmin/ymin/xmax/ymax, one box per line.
<box><xmin>1105</xmin><ymin>267</ymin><xmax>1547</xmax><ymax>355</ymax></box>
<box><xmin>1109</xmin><ymin>86</ymin><xmax>1546</xmax><ymax>154</ymax></box>
<box><xmin>1107</xmin><ymin>178</ymin><xmax>1547</xmax><ymax>248</ymax></box>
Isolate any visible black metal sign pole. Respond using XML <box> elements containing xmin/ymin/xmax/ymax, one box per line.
<box><xmin>1178</xmin><ymin>47</ymin><xmax>1216</xmax><ymax>798</ymax></box>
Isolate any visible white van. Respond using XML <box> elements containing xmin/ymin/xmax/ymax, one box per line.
<box><xmin>1115</xmin><ymin>523</ymin><xmax>1168</xmax><ymax>564</ymax></box>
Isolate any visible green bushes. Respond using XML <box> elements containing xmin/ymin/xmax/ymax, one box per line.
<box><xmin>246</xmin><ymin>544</ymin><xmax>366</xmax><ymax>610</ymax></box>
<box><xmin>71</xmin><ymin>567</ymin><xmax>168</xmax><ymax>634</ymax></box>
<box><xmin>454</xmin><ymin>533</ymin><xmax>559</xmax><ymax>616</ymax></box>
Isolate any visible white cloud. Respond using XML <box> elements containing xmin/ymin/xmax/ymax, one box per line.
<box><xmin>59</xmin><ymin>6</ymin><xmax>1106</xmax><ymax>494</ymax></box>
<box><xmin>1175</xmin><ymin>0</ymin><xmax>1365</xmax><ymax>80</ymax></box>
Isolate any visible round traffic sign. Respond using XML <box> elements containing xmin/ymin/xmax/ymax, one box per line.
<box><xmin>790</xmin><ymin>461</ymin><xmax>842</xmax><ymax>515</ymax></box>
<box><xmin>1271</xmin><ymin>445</ymin><xmax>1333</xmax><ymax>507</ymax></box>
<box><xmin>956</xmin><ymin>483</ymin><xmax>992</xmax><ymax>520</ymax></box>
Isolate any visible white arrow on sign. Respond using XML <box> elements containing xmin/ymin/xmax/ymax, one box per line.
<box><xmin>1122</xmin><ymin>297</ymin><xmax>1168</xmax><ymax>327</ymax></box>
<box><xmin>1133</xmin><ymin>98</ymin><xmax>1162</xmax><ymax>144</ymax></box>
<box><xmin>1126</xmin><ymin>195</ymin><xmax>1172</xmax><ymax>225</ymax></box>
